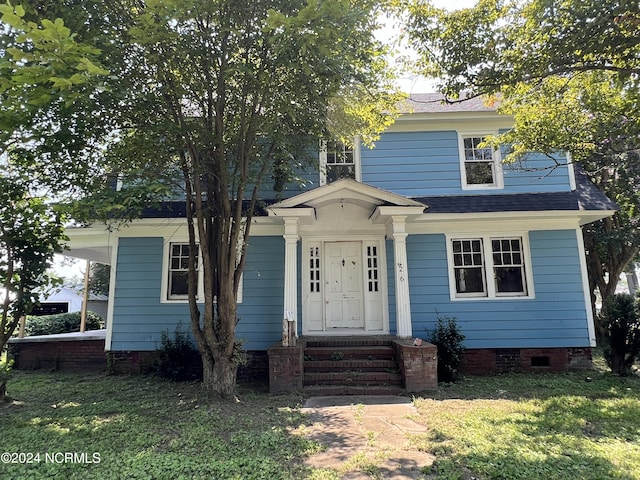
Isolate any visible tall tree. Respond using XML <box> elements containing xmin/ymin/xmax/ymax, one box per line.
<box><xmin>0</xmin><ymin>174</ymin><xmax>66</xmax><ymax>356</ymax></box>
<box><xmin>403</xmin><ymin>0</ymin><xmax>640</xmax><ymax>311</ymax></box>
<box><xmin>23</xmin><ymin>0</ymin><xmax>400</xmax><ymax>398</ymax></box>
<box><xmin>0</xmin><ymin>2</ymin><xmax>108</xmax><ymax>365</ymax></box>
<box><xmin>119</xmin><ymin>0</ymin><xmax>400</xmax><ymax>399</ymax></box>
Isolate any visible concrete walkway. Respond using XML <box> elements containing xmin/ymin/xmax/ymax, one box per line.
<box><xmin>298</xmin><ymin>396</ymin><xmax>435</xmax><ymax>479</ymax></box>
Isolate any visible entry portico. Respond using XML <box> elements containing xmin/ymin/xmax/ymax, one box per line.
<box><xmin>268</xmin><ymin>179</ymin><xmax>425</xmax><ymax>342</ymax></box>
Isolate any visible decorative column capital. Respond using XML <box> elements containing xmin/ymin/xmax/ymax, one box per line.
<box><xmin>283</xmin><ymin>216</ymin><xmax>300</xmax><ymax>238</ymax></box>
<box><xmin>388</xmin><ymin>215</ymin><xmax>408</xmax><ymax>239</ymax></box>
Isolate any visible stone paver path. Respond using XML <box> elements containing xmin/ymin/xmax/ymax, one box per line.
<box><xmin>297</xmin><ymin>396</ymin><xmax>435</xmax><ymax>479</ymax></box>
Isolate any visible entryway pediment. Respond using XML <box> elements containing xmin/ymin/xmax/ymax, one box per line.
<box><xmin>268</xmin><ymin>179</ymin><xmax>426</xmax><ymax>212</ymax></box>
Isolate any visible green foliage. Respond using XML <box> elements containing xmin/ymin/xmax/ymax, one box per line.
<box><xmin>403</xmin><ymin>0</ymin><xmax>639</xmax><ymax>98</ymax></box>
<box><xmin>0</xmin><ymin>1</ymin><xmax>108</xmax><ymax>163</ymax></box>
<box><xmin>4</xmin><ymin>0</ymin><xmax>401</xmax><ymax>398</ymax></box>
<box><xmin>0</xmin><ymin>358</ymin><xmax>12</xmax><ymax>400</ymax></box>
<box><xmin>103</xmin><ymin>0</ymin><xmax>400</xmax><ymax>398</ymax></box>
<box><xmin>1</xmin><ymin>356</ymin><xmax>640</xmax><ymax>479</ymax></box>
<box><xmin>414</xmin><ymin>366</ymin><xmax>640</xmax><ymax>480</ymax></box>
<box><xmin>0</xmin><ymin>173</ymin><xmax>67</xmax><ymax>351</ymax></box>
<box><xmin>24</xmin><ymin>311</ymin><xmax>103</xmax><ymax>336</ymax></box>
<box><xmin>599</xmin><ymin>293</ymin><xmax>640</xmax><ymax>376</ymax></box>
<box><xmin>0</xmin><ymin>372</ymin><xmax>318</xmax><ymax>479</ymax></box>
<box><xmin>403</xmin><ymin>0</ymin><xmax>640</xmax><ymax>309</ymax></box>
<box><xmin>428</xmin><ymin>313</ymin><xmax>465</xmax><ymax>383</ymax></box>
<box><xmin>88</xmin><ymin>262</ymin><xmax>110</xmax><ymax>296</ymax></box>
<box><xmin>155</xmin><ymin>323</ymin><xmax>202</xmax><ymax>382</ymax></box>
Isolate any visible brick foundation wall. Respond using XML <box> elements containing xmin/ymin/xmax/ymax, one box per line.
<box><xmin>8</xmin><ymin>340</ymin><xmax>107</xmax><ymax>372</ymax></box>
<box><xmin>460</xmin><ymin>347</ymin><xmax>593</xmax><ymax>374</ymax></box>
<box><xmin>393</xmin><ymin>339</ymin><xmax>438</xmax><ymax>392</ymax></box>
<box><xmin>107</xmin><ymin>351</ymin><xmax>158</xmax><ymax>374</ymax></box>
<box><xmin>108</xmin><ymin>350</ymin><xmax>270</xmax><ymax>381</ymax></box>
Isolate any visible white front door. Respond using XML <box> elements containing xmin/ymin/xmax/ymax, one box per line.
<box><xmin>324</xmin><ymin>242</ymin><xmax>364</xmax><ymax>329</ymax></box>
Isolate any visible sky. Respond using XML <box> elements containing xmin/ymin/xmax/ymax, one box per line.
<box><xmin>378</xmin><ymin>0</ymin><xmax>478</xmax><ymax>93</ymax></box>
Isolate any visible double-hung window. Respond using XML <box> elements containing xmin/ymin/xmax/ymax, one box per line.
<box><xmin>162</xmin><ymin>241</ymin><xmax>243</xmax><ymax>303</ymax></box>
<box><xmin>448</xmin><ymin>235</ymin><xmax>533</xmax><ymax>299</ymax></box>
<box><xmin>166</xmin><ymin>242</ymin><xmax>200</xmax><ymax>301</ymax></box>
<box><xmin>458</xmin><ymin>134</ymin><xmax>503</xmax><ymax>189</ymax></box>
<box><xmin>319</xmin><ymin>139</ymin><xmax>361</xmax><ymax>185</ymax></box>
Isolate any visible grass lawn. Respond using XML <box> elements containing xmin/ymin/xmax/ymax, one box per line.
<box><xmin>1</xmin><ymin>353</ymin><xmax>639</xmax><ymax>480</ymax></box>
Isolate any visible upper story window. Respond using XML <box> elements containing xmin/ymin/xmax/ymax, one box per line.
<box><xmin>319</xmin><ymin>139</ymin><xmax>361</xmax><ymax>185</ymax></box>
<box><xmin>458</xmin><ymin>134</ymin><xmax>503</xmax><ymax>190</ymax></box>
<box><xmin>447</xmin><ymin>234</ymin><xmax>534</xmax><ymax>300</ymax></box>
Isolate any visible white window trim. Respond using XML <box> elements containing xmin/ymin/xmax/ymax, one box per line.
<box><xmin>458</xmin><ymin>132</ymin><xmax>504</xmax><ymax>190</ymax></box>
<box><xmin>445</xmin><ymin>233</ymin><xmax>535</xmax><ymax>301</ymax></box>
<box><xmin>319</xmin><ymin>138</ymin><xmax>362</xmax><ymax>186</ymax></box>
<box><xmin>161</xmin><ymin>238</ymin><xmax>243</xmax><ymax>304</ymax></box>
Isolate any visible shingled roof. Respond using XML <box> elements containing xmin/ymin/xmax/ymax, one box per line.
<box><xmin>401</xmin><ymin>93</ymin><xmax>498</xmax><ymax>114</ymax></box>
<box><xmin>141</xmin><ymin>164</ymin><xmax>615</xmax><ymax>219</ymax></box>
<box><xmin>413</xmin><ymin>164</ymin><xmax>617</xmax><ymax>214</ymax></box>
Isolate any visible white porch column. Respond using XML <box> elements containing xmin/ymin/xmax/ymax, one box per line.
<box><xmin>282</xmin><ymin>217</ymin><xmax>299</xmax><ymax>346</ymax></box>
<box><xmin>391</xmin><ymin>216</ymin><xmax>413</xmax><ymax>338</ymax></box>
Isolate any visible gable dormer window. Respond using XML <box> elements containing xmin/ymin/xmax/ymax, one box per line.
<box><xmin>319</xmin><ymin>139</ymin><xmax>361</xmax><ymax>185</ymax></box>
<box><xmin>458</xmin><ymin>134</ymin><xmax>504</xmax><ymax>189</ymax></box>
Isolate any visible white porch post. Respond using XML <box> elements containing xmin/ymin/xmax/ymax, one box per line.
<box><xmin>391</xmin><ymin>216</ymin><xmax>413</xmax><ymax>338</ymax></box>
<box><xmin>282</xmin><ymin>217</ymin><xmax>299</xmax><ymax>346</ymax></box>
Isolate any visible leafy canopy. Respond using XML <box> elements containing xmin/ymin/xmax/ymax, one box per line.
<box><xmin>0</xmin><ymin>1</ymin><xmax>109</xmax><ymax>351</ymax></box>
<box><xmin>0</xmin><ymin>173</ymin><xmax>67</xmax><ymax>350</ymax></box>
<box><xmin>403</xmin><ymin>0</ymin><xmax>640</xmax><ymax>306</ymax></box>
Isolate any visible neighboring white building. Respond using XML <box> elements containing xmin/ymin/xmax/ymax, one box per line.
<box><xmin>35</xmin><ymin>286</ymin><xmax>108</xmax><ymax>320</ymax></box>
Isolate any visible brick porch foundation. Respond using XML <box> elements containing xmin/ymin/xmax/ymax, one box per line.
<box><xmin>7</xmin><ymin>331</ymin><xmax>107</xmax><ymax>372</ymax></box>
<box><xmin>460</xmin><ymin>347</ymin><xmax>593</xmax><ymax>375</ymax></box>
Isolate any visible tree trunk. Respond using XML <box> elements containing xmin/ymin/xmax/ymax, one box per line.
<box><xmin>202</xmin><ymin>354</ymin><xmax>215</xmax><ymax>392</ymax></box>
<box><xmin>201</xmin><ymin>352</ymin><xmax>238</xmax><ymax>399</ymax></box>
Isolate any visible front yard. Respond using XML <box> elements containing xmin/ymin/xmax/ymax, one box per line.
<box><xmin>1</xmin><ymin>353</ymin><xmax>638</xmax><ymax>480</ymax></box>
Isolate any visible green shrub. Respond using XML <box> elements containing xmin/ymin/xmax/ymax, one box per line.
<box><xmin>156</xmin><ymin>322</ymin><xmax>202</xmax><ymax>381</ymax></box>
<box><xmin>24</xmin><ymin>311</ymin><xmax>104</xmax><ymax>336</ymax></box>
<box><xmin>599</xmin><ymin>293</ymin><xmax>640</xmax><ymax>376</ymax></box>
<box><xmin>428</xmin><ymin>313</ymin><xmax>466</xmax><ymax>383</ymax></box>
<box><xmin>0</xmin><ymin>359</ymin><xmax>12</xmax><ymax>400</ymax></box>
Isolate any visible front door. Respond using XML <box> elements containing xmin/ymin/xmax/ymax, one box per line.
<box><xmin>324</xmin><ymin>242</ymin><xmax>364</xmax><ymax>329</ymax></box>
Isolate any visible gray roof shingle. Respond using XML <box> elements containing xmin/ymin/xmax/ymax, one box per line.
<box><xmin>402</xmin><ymin>93</ymin><xmax>498</xmax><ymax>114</ymax></box>
<box><xmin>413</xmin><ymin>164</ymin><xmax>617</xmax><ymax>214</ymax></box>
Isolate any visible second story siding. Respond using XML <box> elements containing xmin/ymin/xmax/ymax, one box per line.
<box><xmin>360</xmin><ymin>130</ymin><xmax>573</xmax><ymax>197</ymax></box>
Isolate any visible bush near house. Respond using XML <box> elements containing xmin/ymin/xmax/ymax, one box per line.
<box><xmin>599</xmin><ymin>293</ymin><xmax>640</xmax><ymax>376</ymax></box>
<box><xmin>428</xmin><ymin>313</ymin><xmax>466</xmax><ymax>383</ymax></box>
<box><xmin>155</xmin><ymin>323</ymin><xmax>202</xmax><ymax>381</ymax></box>
<box><xmin>24</xmin><ymin>311</ymin><xmax>103</xmax><ymax>337</ymax></box>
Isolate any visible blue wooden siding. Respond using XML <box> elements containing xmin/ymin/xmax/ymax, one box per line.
<box><xmin>169</xmin><ymin>130</ymin><xmax>573</xmax><ymax>203</ymax></box>
<box><xmin>112</xmin><ymin>230</ymin><xmax>589</xmax><ymax>352</ymax></box>
<box><xmin>361</xmin><ymin>131</ymin><xmax>571</xmax><ymax>197</ymax></box>
<box><xmin>111</xmin><ymin>236</ymin><xmax>285</xmax><ymax>352</ymax></box>
<box><xmin>405</xmin><ymin>230</ymin><xmax>590</xmax><ymax>349</ymax></box>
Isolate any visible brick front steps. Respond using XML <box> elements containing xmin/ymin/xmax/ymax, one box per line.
<box><xmin>303</xmin><ymin>338</ymin><xmax>403</xmax><ymax>395</ymax></box>
<box><xmin>268</xmin><ymin>336</ymin><xmax>438</xmax><ymax>395</ymax></box>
